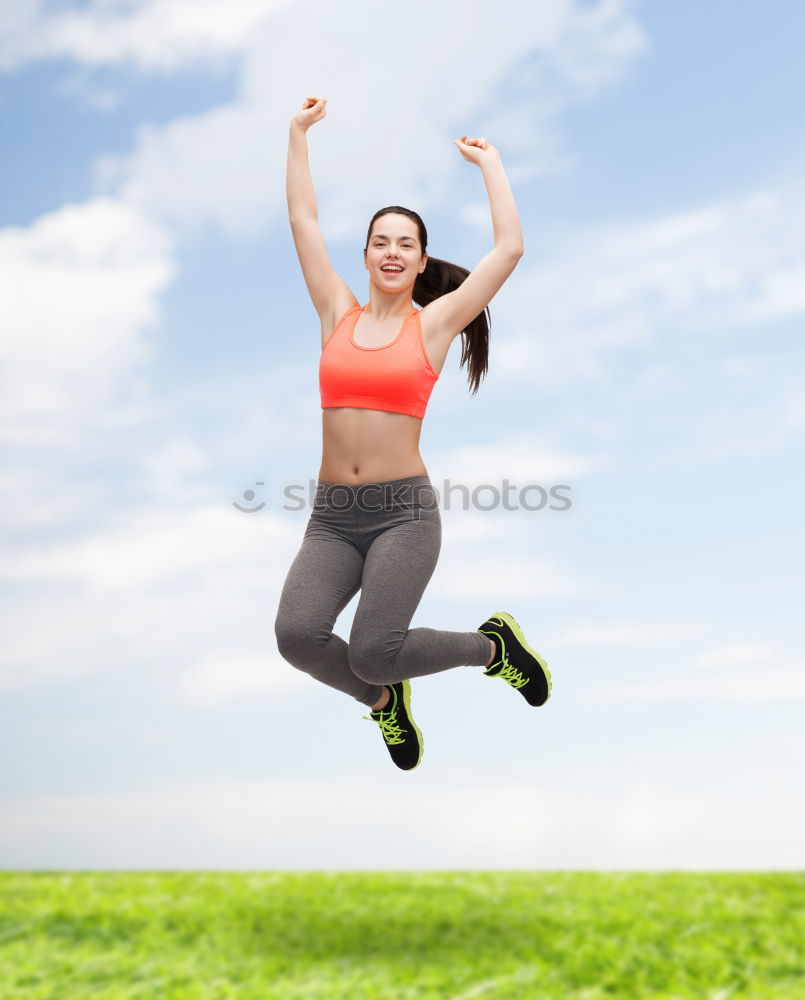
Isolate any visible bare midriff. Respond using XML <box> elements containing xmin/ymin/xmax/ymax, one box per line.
<box><xmin>319</xmin><ymin>408</ymin><xmax>428</xmax><ymax>484</ymax></box>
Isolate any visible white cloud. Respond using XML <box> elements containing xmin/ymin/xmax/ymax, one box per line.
<box><xmin>0</xmin><ymin>0</ymin><xmax>293</xmax><ymax>73</ymax></box>
<box><xmin>177</xmin><ymin>648</ymin><xmax>311</xmax><ymax>705</ymax></box>
<box><xmin>0</xmin><ymin>196</ymin><xmax>174</xmax><ymax>446</ymax></box>
<box><xmin>720</xmin><ymin>356</ymin><xmax>758</xmax><ymax>377</ymax></box>
<box><xmin>0</xmin><ymin>462</ymin><xmax>97</xmax><ymax>528</ymax></box>
<box><xmin>438</xmin><ymin>509</ymin><xmax>524</xmax><ymax>544</ymax></box>
<box><xmin>584</xmin><ymin>664</ymin><xmax>805</xmax><ymax>703</ymax></box>
<box><xmin>0</xmin><ymin>0</ymin><xmax>42</xmax><ymax>72</ymax></box>
<box><xmin>53</xmin><ymin>71</ymin><xmax>123</xmax><ymax>112</ymax></box>
<box><xmin>693</xmin><ymin>641</ymin><xmax>779</xmax><ymax>671</ymax></box>
<box><xmin>644</xmin><ymin>386</ymin><xmax>805</xmax><ymax>467</ymax></box>
<box><xmin>498</xmin><ymin>182</ymin><xmax>805</xmax><ymax>393</ymax></box>
<box><xmin>94</xmin><ymin>100</ymin><xmax>283</xmax><ymax>241</ymax></box>
<box><xmin>0</xmin><ymin>502</ymin><xmax>301</xmax><ymax>692</ymax></box>
<box><xmin>0</xmin><ymin>0</ymin><xmax>649</xmax><ymax>115</ymax></box>
<box><xmin>545</xmin><ymin>0</ymin><xmax>650</xmax><ymax>99</ymax></box>
<box><xmin>436</xmin><ymin>432</ymin><xmax>603</xmax><ymax>485</ymax></box>
<box><xmin>427</xmin><ymin>507</ymin><xmax>579</xmax><ymax>605</ymax></box>
<box><xmin>550</xmin><ymin>623</ymin><xmax>709</xmax><ymax>646</ymax></box>
<box><xmin>9</xmin><ymin>503</ymin><xmax>286</xmax><ymax>592</ymax></box>
<box><xmin>2</xmin><ymin>768</ymin><xmax>802</xmax><ymax>868</ymax></box>
<box><xmin>435</xmin><ymin>552</ymin><xmax>579</xmax><ymax>600</ymax></box>
<box><xmin>85</xmin><ymin>0</ymin><xmax>646</xmax><ymax>240</ymax></box>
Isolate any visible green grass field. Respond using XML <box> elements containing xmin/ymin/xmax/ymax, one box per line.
<box><xmin>1</xmin><ymin>872</ymin><xmax>803</xmax><ymax>999</ymax></box>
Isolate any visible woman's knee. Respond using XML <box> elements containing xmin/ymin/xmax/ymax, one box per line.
<box><xmin>348</xmin><ymin>636</ymin><xmax>401</xmax><ymax>686</ymax></box>
<box><xmin>274</xmin><ymin>613</ymin><xmax>329</xmax><ymax>668</ymax></box>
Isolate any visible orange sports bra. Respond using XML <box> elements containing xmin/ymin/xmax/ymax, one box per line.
<box><xmin>319</xmin><ymin>304</ymin><xmax>439</xmax><ymax>419</ymax></box>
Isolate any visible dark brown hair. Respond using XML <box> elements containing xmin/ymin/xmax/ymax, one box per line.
<box><xmin>364</xmin><ymin>206</ymin><xmax>490</xmax><ymax>395</ymax></box>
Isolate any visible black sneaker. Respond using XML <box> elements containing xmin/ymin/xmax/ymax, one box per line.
<box><xmin>477</xmin><ymin>612</ymin><xmax>552</xmax><ymax>706</ymax></box>
<box><xmin>362</xmin><ymin>679</ymin><xmax>424</xmax><ymax>770</ymax></box>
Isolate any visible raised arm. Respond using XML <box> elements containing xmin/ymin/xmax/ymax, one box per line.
<box><xmin>286</xmin><ymin>97</ymin><xmax>355</xmax><ymax>325</ymax></box>
<box><xmin>424</xmin><ymin>136</ymin><xmax>525</xmax><ymax>340</ymax></box>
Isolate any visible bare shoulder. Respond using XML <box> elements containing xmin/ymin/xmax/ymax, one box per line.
<box><xmin>320</xmin><ymin>278</ymin><xmax>360</xmax><ymax>350</ymax></box>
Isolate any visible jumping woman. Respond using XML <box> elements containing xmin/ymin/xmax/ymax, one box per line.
<box><xmin>274</xmin><ymin>95</ymin><xmax>552</xmax><ymax>771</ymax></box>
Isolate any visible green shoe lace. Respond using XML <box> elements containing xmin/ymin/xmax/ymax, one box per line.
<box><xmin>496</xmin><ymin>655</ymin><xmax>529</xmax><ymax>690</ymax></box>
<box><xmin>363</xmin><ymin>708</ymin><xmax>407</xmax><ymax>745</ymax></box>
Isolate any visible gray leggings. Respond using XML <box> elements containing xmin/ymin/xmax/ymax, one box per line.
<box><xmin>274</xmin><ymin>474</ymin><xmax>492</xmax><ymax>707</ymax></box>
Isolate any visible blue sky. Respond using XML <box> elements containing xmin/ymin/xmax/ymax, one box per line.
<box><xmin>2</xmin><ymin>0</ymin><xmax>804</xmax><ymax>869</ymax></box>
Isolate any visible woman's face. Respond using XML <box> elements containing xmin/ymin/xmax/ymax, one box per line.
<box><xmin>364</xmin><ymin>213</ymin><xmax>427</xmax><ymax>291</ymax></box>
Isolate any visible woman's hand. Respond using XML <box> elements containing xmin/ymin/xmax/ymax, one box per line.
<box><xmin>292</xmin><ymin>95</ymin><xmax>327</xmax><ymax>131</ymax></box>
<box><xmin>453</xmin><ymin>134</ymin><xmax>500</xmax><ymax>166</ymax></box>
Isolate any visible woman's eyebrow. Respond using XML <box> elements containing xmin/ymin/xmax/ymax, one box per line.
<box><xmin>372</xmin><ymin>234</ymin><xmax>416</xmax><ymax>241</ymax></box>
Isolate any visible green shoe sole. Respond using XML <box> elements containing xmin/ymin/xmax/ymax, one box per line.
<box><xmin>400</xmin><ymin>679</ymin><xmax>424</xmax><ymax>769</ymax></box>
<box><xmin>492</xmin><ymin>611</ymin><xmax>552</xmax><ymax>701</ymax></box>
